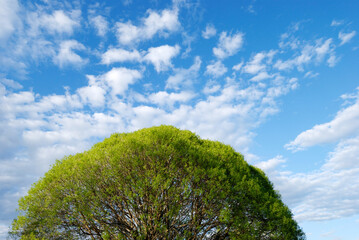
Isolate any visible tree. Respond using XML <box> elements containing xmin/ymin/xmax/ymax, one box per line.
<box><xmin>10</xmin><ymin>125</ymin><xmax>305</xmax><ymax>239</ymax></box>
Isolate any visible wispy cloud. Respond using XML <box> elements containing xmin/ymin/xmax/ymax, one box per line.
<box><xmin>166</xmin><ymin>56</ymin><xmax>201</xmax><ymax>90</ymax></box>
<box><xmin>275</xmin><ymin>38</ymin><xmax>337</xmax><ymax>71</ymax></box>
<box><xmin>339</xmin><ymin>31</ymin><xmax>356</xmax><ymax>45</ymax></box>
<box><xmin>286</xmin><ymin>88</ymin><xmax>359</xmax><ymax>151</ymax></box>
<box><xmin>243</xmin><ymin>50</ymin><xmax>276</xmax><ymax>75</ymax></box>
<box><xmin>202</xmin><ymin>24</ymin><xmax>216</xmax><ymax>39</ymax></box>
<box><xmin>331</xmin><ymin>19</ymin><xmax>344</xmax><ymax>27</ymax></box>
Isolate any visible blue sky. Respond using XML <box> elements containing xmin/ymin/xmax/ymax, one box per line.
<box><xmin>0</xmin><ymin>0</ymin><xmax>359</xmax><ymax>239</ymax></box>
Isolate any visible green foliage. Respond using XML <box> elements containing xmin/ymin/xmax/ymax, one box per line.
<box><xmin>10</xmin><ymin>125</ymin><xmax>305</xmax><ymax>239</ymax></box>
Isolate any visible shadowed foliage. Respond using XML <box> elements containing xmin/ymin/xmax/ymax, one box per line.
<box><xmin>10</xmin><ymin>125</ymin><xmax>305</xmax><ymax>239</ymax></box>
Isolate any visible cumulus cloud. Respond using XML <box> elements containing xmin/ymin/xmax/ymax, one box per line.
<box><xmin>90</xmin><ymin>15</ymin><xmax>109</xmax><ymax>36</ymax></box>
<box><xmin>144</xmin><ymin>45</ymin><xmax>180</xmax><ymax>72</ymax></box>
<box><xmin>205</xmin><ymin>61</ymin><xmax>227</xmax><ymax>77</ymax></box>
<box><xmin>101</xmin><ymin>67</ymin><xmax>142</xmax><ymax>96</ymax></box>
<box><xmin>40</xmin><ymin>10</ymin><xmax>81</xmax><ymax>35</ymax></box>
<box><xmin>0</xmin><ymin>45</ymin><xmax>313</xmax><ymax>232</ymax></box>
<box><xmin>53</xmin><ymin>40</ymin><xmax>87</xmax><ymax>68</ymax></box>
<box><xmin>213</xmin><ymin>31</ymin><xmax>244</xmax><ymax>59</ymax></box>
<box><xmin>116</xmin><ymin>8</ymin><xmax>180</xmax><ymax>45</ymax></box>
<box><xmin>101</xmin><ymin>48</ymin><xmax>142</xmax><ymax>64</ymax></box>
<box><xmin>2</xmin><ymin>9</ymin><xmax>357</xmax><ymax>233</ymax></box>
<box><xmin>77</xmin><ymin>78</ymin><xmax>106</xmax><ymax>108</ymax></box>
<box><xmin>339</xmin><ymin>31</ymin><xmax>356</xmax><ymax>45</ymax></box>
<box><xmin>147</xmin><ymin>91</ymin><xmax>195</xmax><ymax>108</ymax></box>
<box><xmin>202</xmin><ymin>24</ymin><xmax>216</xmax><ymax>39</ymax></box>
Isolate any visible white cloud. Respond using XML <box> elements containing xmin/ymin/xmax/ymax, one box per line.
<box><xmin>40</xmin><ymin>10</ymin><xmax>81</xmax><ymax>35</ymax></box>
<box><xmin>232</xmin><ymin>61</ymin><xmax>243</xmax><ymax>71</ymax></box>
<box><xmin>116</xmin><ymin>22</ymin><xmax>139</xmax><ymax>46</ymax></box>
<box><xmin>181</xmin><ymin>32</ymin><xmax>195</xmax><ymax>57</ymax></box>
<box><xmin>327</xmin><ymin>54</ymin><xmax>339</xmax><ymax>67</ymax></box>
<box><xmin>0</xmin><ymin>78</ymin><xmax>22</xmax><ymax>89</ymax></box>
<box><xmin>304</xmin><ymin>71</ymin><xmax>319</xmax><ymax>78</ymax></box>
<box><xmin>53</xmin><ymin>40</ymin><xmax>87</xmax><ymax>68</ymax></box>
<box><xmin>166</xmin><ymin>56</ymin><xmax>201</xmax><ymax>90</ymax></box>
<box><xmin>279</xmin><ymin>27</ymin><xmax>301</xmax><ymax>50</ymax></box>
<box><xmin>144</xmin><ymin>45</ymin><xmax>180</xmax><ymax>72</ymax></box>
<box><xmin>77</xmin><ymin>84</ymin><xmax>106</xmax><ymax>108</ymax></box>
<box><xmin>130</xmin><ymin>105</ymin><xmax>167</xmax><ymax>129</ymax></box>
<box><xmin>255</xmin><ymin>155</ymin><xmax>286</xmax><ymax>172</ymax></box>
<box><xmin>0</xmin><ymin>4</ymin><xmax>84</xmax><ymax>77</ymax></box>
<box><xmin>122</xmin><ymin>0</ymin><xmax>133</xmax><ymax>5</ymax></box>
<box><xmin>143</xmin><ymin>9</ymin><xmax>179</xmax><ymax>37</ymax></box>
<box><xmin>203</xmin><ymin>80</ymin><xmax>221</xmax><ymax>95</ymax></box>
<box><xmin>116</xmin><ymin>8</ymin><xmax>180</xmax><ymax>45</ymax></box>
<box><xmin>339</xmin><ymin>31</ymin><xmax>356</xmax><ymax>45</ymax></box>
<box><xmin>265</xmin><ymin>165</ymin><xmax>359</xmax><ymax>221</ymax></box>
<box><xmin>256</xmin><ymin>113</ymin><xmax>359</xmax><ymax>221</ymax></box>
<box><xmin>286</xmin><ymin>90</ymin><xmax>359</xmax><ymax>151</ymax></box>
<box><xmin>331</xmin><ymin>19</ymin><xmax>344</xmax><ymax>27</ymax></box>
<box><xmin>274</xmin><ymin>38</ymin><xmax>335</xmax><ymax>71</ymax></box>
<box><xmin>2</xmin><ymin>15</ymin><xmax>355</xmax><ymax>231</ymax></box>
<box><xmin>250</xmin><ymin>71</ymin><xmax>272</xmax><ymax>82</ymax></box>
<box><xmin>243</xmin><ymin>52</ymin><xmax>267</xmax><ymax>74</ymax></box>
<box><xmin>90</xmin><ymin>15</ymin><xmax>108</xmax><ymax>36</ymax></box>
<box><xmin>0</xmin><ymin>0</ymin><xmax>20</xmax><ymax>42</ymax></box>
<box><xmin>101</xmin><ymin>67</ymin><xmax>142</xmax><ymax>96</ymax></box>
<box><xmin>147</xmin><ymin>91</ymin><xmax>195</xmax><ymax>107</ymax></box>
<box><xmin>213</xmin><ymin>31</ymin><xmax>244</xmax><ymax>59</ymax></box>
<box><xmin>324</xmin><ymin>136</ymin><xmax>359</xmax><ymax>170</ymax></box>
<box><xmin>0</xmin><ymin>48</ymin><xmax>304</xmax><ymax>230</ymax></box>
<box><xmin>242</xmin><ymin>50</ymin><xmax>276</xmax><ymax>75</ymax></box>
<box><xmin>315</xmin><ymin>38</ymin><xmax>333</xmax><ymax>61</ymax></box>
<box><xmin>205</xmin><ymin>61</ymin><xmax>227</xmax><ymax>77</ymax></box>
<box><xmin>202</xmin><ymin>24</ymin><xmax>216</xmax><ymax>39</ymax></box>
<box><xmin>101</xmin><ymin>48</ymin><xmax>142</xmax><ymax>65</ymax></box>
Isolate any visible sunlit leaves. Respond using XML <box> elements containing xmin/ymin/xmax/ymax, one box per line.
<box><xmin>10</xmin><ymin>126</ymin><xmax>305</xmax><ymax>239</ymax></box>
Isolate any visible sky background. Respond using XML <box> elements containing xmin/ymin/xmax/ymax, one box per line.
<box><xmin>0</xmin><ymin>0</ymin><xmax>359</xmax><ymax>239</ymax></box>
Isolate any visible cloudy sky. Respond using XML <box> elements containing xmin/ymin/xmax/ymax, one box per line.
<box><xmin>0</xmin><ymin>0</ymin><xmax>359</xmax><ymax>239</ymax></box>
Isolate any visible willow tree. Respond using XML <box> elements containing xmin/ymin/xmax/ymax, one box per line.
<box><xmin>10</xmin><ymin>125</ymin><xmax>305</xmax><ymax>239</ymax></box>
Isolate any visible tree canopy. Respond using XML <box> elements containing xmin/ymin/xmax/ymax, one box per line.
<box><xmin>10</xmin><ymin>125</ymin><xmax>305</xmax><ymax>239</ymax></box>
